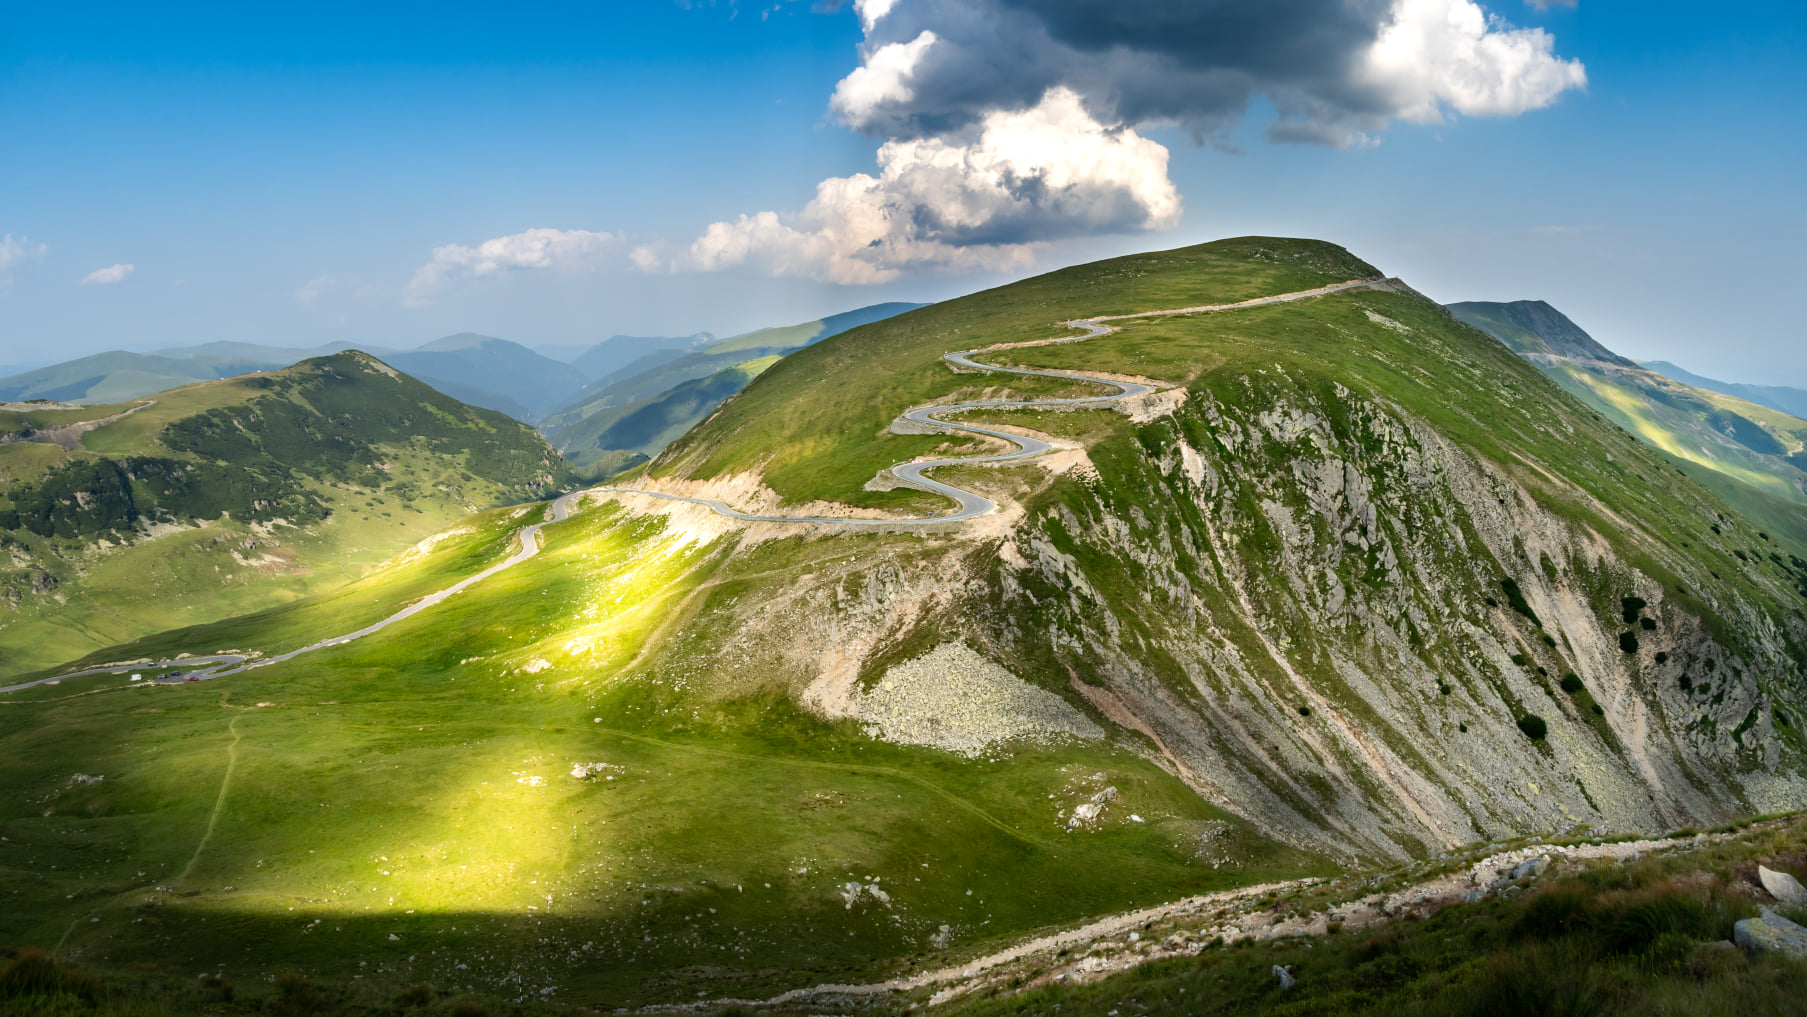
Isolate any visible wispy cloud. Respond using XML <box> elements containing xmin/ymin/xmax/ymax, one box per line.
<box><xmin>404</xmin><ymin>228</ymin><xmax>618</xmax><ymax>307</ymax></box>
<box><xmin>80</xmin><ymin>263</ymin><xmax>134</xmax><ymax>285</ymax></box>
<box><xmin>0</xmin><ymin>235</ymin><xmax>49</xmax><ymax>292</ymax></box>
<box><xmin>295</xmin><ymin>276</ymin><xmax>335</xmax><ymax>308</ymax></box>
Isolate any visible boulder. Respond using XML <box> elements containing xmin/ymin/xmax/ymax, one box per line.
<box><xmin>1758</xmin><ymin>865</ymin><xmax>1807</xmax><ymax>906</ymax></box>
<box><xmin>1733</xmin><ymin>907</ymin><xmax>1807</xmax><ymax>958</ymax></box>
<box><xmin>1273</xmin><ymin>964</ymin><xmax>1295</xmax><ymax>990</ymax></box>
<box><xmin>1511</xmin><ymin>856</ymin><xmax>1551</xmax><ymax>881</ymax></box>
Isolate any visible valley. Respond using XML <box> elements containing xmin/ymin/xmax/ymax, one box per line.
<box><xmin>3</xmin><ymin>238</ymin><xmax>1806</xmax><ymax>1015</ymax></box>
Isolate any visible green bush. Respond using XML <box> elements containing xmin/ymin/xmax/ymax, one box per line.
<box><xmin>1561</xmin><ymin>674</ymin><xmax>1584</xmax><ymax>694</ymax></box>
<box><xmin>0</xmin><ymin>949</ymin><xmax>98</xmax><ymax>1001</ymax></box>
<box><xmin>1297</xmin><ymin>705</ymin><xmax>1312</xmax><ymax>717</ymax></box>
<box><xmin>1654</xmin><ymin>651</ymin><xmax>1669</xmax><ymax>665</ymax></box>
<box><xmin>1621</xmin><ymin>596</ymin><xmax>1647</xmax><ymax>624</ymax></box>
<box><xmin>1500</xmin><ymin>578</ymin><xmax>1541</xmax><ymax>625</ymax></box>
<box><xmin>1518</xmin><ymin>715</ymin><xmax>1549</xmax><ymax>740</ymax></box>
<box><xmin>1620</xmin><ymin>632</ymin><xmax>1640</xmax><ymax>654</ymax></box>
<box><xmin>1639</xmin><ymin>617</ymin><xmax>1657</xmax><ymax>631</ymax></box>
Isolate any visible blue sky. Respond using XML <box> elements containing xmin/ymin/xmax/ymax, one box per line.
<box><xmin>2</xmin><ymin>1</ymin><xmax>1803</xmax><ymax>385</ymax></box>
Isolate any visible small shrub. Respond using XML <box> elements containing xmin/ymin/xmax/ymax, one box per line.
<box><xmin>1680</xmin><ymin>674</ymin><xmax>1693</xmax><ymax>692</ymax></box>
<box><xmin>1591</xmin><ymin>704</ymin><xmax>1604</xmax><ymax>716</ymax></box>
<box><xmin>1518</xmin><ymin>715</ymin><xmax>1549</xmax><ymax>740</ymax></box>
<box><xmin>1459</xmin><ymin>723</ymin><xmax>1469</xmax><ymax>733</ymax></box>
<box><xmin>1541</xmin><ymin>633</ymin><xmax>1557</xmax><ymax>648</ymax></box>
<box><xmin>1776</xmin><ymin>710</ymin><xmax>1791</xmax><ymax>729</ymax></box>
<box><xmin>1510</xmin><ymin>653</ymin><xmax>1531</xmax><ymax>667</ymax></box>
<box><xmin>1621</xmin><ymin>596</ymin><xmax>1648</xmax><ymax>624</ymax></box>
<box><xmin>0</xmin><ymin>950</ymin><xmax>98</xmax><ymax>1001</ymax></box>
<box><xmin>200</xmin><ymin>971</ymin><xmax>234</xmax><ymax>1002</ymax></box>
<box><xmin>1297</xmin><ymin>705</ymin><xmax>1312</xmax><ymax>717</ymax></box>
<box><xmin>1561</xmin><ymin>674</ymin><xmax>1584</xmax><ymax>694</ymax></box>
<box><xmin>1501</xmin><ymin>579</ymin><xmax>1541</xmax><ymax>625</ymax></box>
<box><xmin>268</xmin><ymin>972</ymin><xmax>330</xmax><ymax>1017</ymax></box>
<box><xmin>1640</xmin><ymin>617</ymin><xmax>1657</xmax><ymax>631</ymax></box>
<box><xmin>1620</xmin><ymin>631</ymin><xmax>1640</xmax><ymax>654</ymax></box>
<box><xmin>1654</xmin><ymin>651</ymin><xmax>1670</xmax><ymax>665</ymax></box>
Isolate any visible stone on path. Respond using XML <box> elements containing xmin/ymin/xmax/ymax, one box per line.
<box><xmin>1758</xmin><ymin>865</ymin><xmax>1807</xmax><ymax>906</ymax></box>
<box><xmin>1733</xmin><ymin>907</ymin><xmax>1807</xmax><ymax>958</ymax></box>
<box><xmin>1511</xmin><ymin>856</ymin><xmax>1550</xmax><ymax>881</ymax></box>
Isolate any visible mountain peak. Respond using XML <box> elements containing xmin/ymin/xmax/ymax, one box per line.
<box><xmin>1446</xmin><ymin>299</ymin><xmax>1635</xmax><ymax>366</ymax></box>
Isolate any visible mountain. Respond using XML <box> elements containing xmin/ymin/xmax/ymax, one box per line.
<box><xmin>0</xmin><ymin>350</ymin><xmax>292</xmax><ymax>404</ymax></box>
<box><xmin>6</xmin><ymin>239</ymin><xmax>1807</xmax><ymax>1011</ymax></box>
<box><xmin>1447</xmin><ymin>299</ymin><xmax>1635</xmax><ymax>365</ymax></box>
<box><xmin>1451</xmin><ymin>300</ymin><xmax>1807</xmax><ymax>547</ymax></box>
<box><xmin>1646</xmin><ymin>360</ymin><xmax>1807</xmax><ymax>419</ymax></box>
<box><xmin>379</xmin><ymin>332</ymin><xmax>587</xmax><ymax>420</ymax></box>
<box><xmin>569</xmin><ymin>332</ymin><xmax>714</xmax><ymax>382</ymax></box>
<box><xmin>0</xmin><ymin>351</ymin><xmax>571</xmax><ymax>671</ymax></box>
<box><xmin>544</xmin><ymin>301</ymin><xmax>926</xmax><ymax>467</ymax></box>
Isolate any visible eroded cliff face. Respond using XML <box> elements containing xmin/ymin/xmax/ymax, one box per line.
<box><xmin>624</xmin><ymin>366</ymin><xmax>1807</xmax><ymax>863</ymax></box>
<box><xmin>980</xmin><ymin>380</ymin><xmax>1807</xmax><ymax>861</ymax></box>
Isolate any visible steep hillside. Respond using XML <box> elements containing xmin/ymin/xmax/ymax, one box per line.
<box><xmin>5</xmin><ymin>239</ymin><xmax>1806</xmax><ymax>1011</ymax></box>
<box><xmin>1452</xmin><ymin>300</ymin><xmax>1807</xmax><ymax>546</ymax></box>
<box><xmin>543</xmin><ymin>302</ymin><xmax>926</xmax><ymax>467</ymax></box>
<box><xmin>0</xmin><ymin>352</ymin><xmax>570</xmax><ymax>670</ymax></box>
<box><xmin>1647</xmin><ymin>359</ymin><xmax>1807</xmax><ymax>420</ymax></box>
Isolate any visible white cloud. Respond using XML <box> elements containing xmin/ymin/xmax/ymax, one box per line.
<box><xmin>0</xmin><ymin>235</ymin><xmax>48</xmax><ymax>284</ymax></box>
<box><xmin>1363</xmin><ymin>0</ymin><xmax>1588</xmax><ymax>123</ymax></box>
<box><xmin>830</xmin><ymin>30</ymin><xmax>938</xmax><ymax>128</ymax></box>
<box><xmin>80</xmin><ymin>263</ymin><xmax>134</xmax><ymax>285</ymax></box>
<box><xmin>404</xmin><ymin>227</ymin><xmax>618</xmax><ymax>306</ymax></box>
<box><xmin>854</xmin><ymin>0</ymin><xmax>899</xmax><ymax>33</ymax></box>
<box><xmin>295</xmin><ymin>276</ymin><xmax>335</xmax><ymax>308</ymax></box>
<box><xmin>671</xmin><ymin>87</ymin><xmax>1177</xmax><ymax>284</ymax></box>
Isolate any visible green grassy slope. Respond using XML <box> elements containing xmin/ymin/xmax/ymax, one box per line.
<box><xmin>654</xmin><ymin>237</ymin><xmax>1379</xmax><ymax>508</ymax></box>
<box><xmin>1647</xmin><ymin>359</ymin><xmax>1807</xmax><ymax>420</ymax></box>
<box><xmin>541</xmin><ymin>303</ymin><xmax>927</xmax><ymax>448</ymax></box>
<box><xmin>0</xmin><ymin>352</ymin><xmax>571</xmax><ymax>671</ymax></box>
<box><xmin>7</xmin><ymin>238</ymin><xmax>1807</xmax><ymax>1014</ymax></box>
<box><xmin>554</xmin><ymin>356</ymin><xmax>781</xmax><ymax>468</ymax></box>
<box><xmin>0</xmin><ymin>500</ymin><xmax>1319</xmax><ymax>1007</ymax></box>
<box><xmin>1452</xmin><ymin>300</ymin><xmax>1807</xmax><ymax>547</ymax></box>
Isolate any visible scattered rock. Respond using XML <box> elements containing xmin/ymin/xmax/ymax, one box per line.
<box><xmin>1511</xmin><ymin>856</ymin><xmax>1550</xmax><ymax>881</ymax></box>
<box><xmin>1273</xmin><ymin>964</ymin><xmax>1295</xmax><ymax>990</ymax></box>
<box><xmin>1758</xmin><ymin>865</ymin><xmax>1807</xmax><ymax>906</ymax></box>
<box><xmin>930</xmin><ymin>925</ymin><xmax>952</xmax><ymax>949</ymax></box>
<box><xmin>1733</xmin><ymin>908</ymin><xmax>1807</xmax><ymax>958</ymax></box>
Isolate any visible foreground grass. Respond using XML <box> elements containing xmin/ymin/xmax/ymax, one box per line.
<box><xmin>943</xmin><ymin>817</ymin><xmax>1807</xmax><ymax>1017</ymax></box>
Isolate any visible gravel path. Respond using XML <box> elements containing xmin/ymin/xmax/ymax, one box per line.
<box><xmin>0</xmin><ymin>488</ymin><xmax>587</xmax><ymax>692</ymax></box>
<box><xmin>596</xmin><ymin>277</ymin><xmax>1381</xmax><ymax>526</ymax></box>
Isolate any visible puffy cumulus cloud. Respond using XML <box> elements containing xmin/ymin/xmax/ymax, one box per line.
<box><xmin>80</xmin><ymin>263</ymin><xmax>134</xmax><ymax>285</ymax></box>
<box><xmin>666</xmin><ymin>88</ymin><xmax>1177</xmax><ymax>284</ymax></box>
<box><xmin>835</xmin><ymin>0</ymin><xmax>1585</xmax><ymax>147</ymax></box>
<box><xmin>1362</xmin><ymin>0</ymin><xmax>1588</xmax><ymax>125</ymax></box>
<box><xmin>666</xmin><ymin>0</ymin><xmax>1579</xmax><ymax>285</ymax></box>
<box><xmin>405</xmin><ymin>227</ymin><xmax>617</xmax><ymax>306</ymax></box>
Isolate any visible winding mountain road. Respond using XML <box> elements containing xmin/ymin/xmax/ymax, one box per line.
<box><xmin>1</xmin><ymin>277</ymin><xmax>1376</xmax><ymax>692</ymax></box>
<box><xmin>0</xmin><ymin>488</ymin><xmax>588</xmax><ymax>694</ymax></box>
<box><xmin>595</xmin><ymin>277</ymin><xmax>1379</xmax><ymax>524</ymax></box>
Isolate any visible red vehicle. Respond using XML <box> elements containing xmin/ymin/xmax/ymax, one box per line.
<box><xmin>186</xmin><ymin>676</ymin><xmax>199</xmax><ymax>682</ymax></box>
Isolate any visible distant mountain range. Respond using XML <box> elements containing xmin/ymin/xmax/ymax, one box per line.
<box><xmin>1643</xmin><ymin>360</ymin><xmax>1807</xmax><ymax>420</ymax></box>
<box><xmin>1450</xmin><ymin>300</ymin><xmax>1807</xmax><ymax>546</ymax></box>
<box><xmin>0</xmin><ymin>304</ymin><xmax>924</xmax><ymax>438</ymax></box>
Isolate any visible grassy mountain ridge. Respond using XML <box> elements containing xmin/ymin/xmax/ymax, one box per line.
<box><xmin>544</xmin><ymin>302</ymin><xmax>927</xmax><ymax>467</ymax></box>
<box><xmin>1451</xmin><ymin>300</ymin><xmax>1807</xmax><ymax>548</ymax></box>
<box><xmin>5</xmin><ymin>238</ymin><xmax>1807</xmax><ymax>1012</ymax></box>
<box><xmin>1646</xmin><ymin>359</ymin><xmax>1807</xmax><ymax>420</ymax></box>
<box><xmin>0</xmin><ymin>351</ymin><xmax>571</xmax><ymax>671</ymax></box>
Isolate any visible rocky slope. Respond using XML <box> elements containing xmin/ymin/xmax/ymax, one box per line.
<box><xmin>614</xmin><ymin>239</ymin><xmax>1807</xmax><ymax>862</ymax></box>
